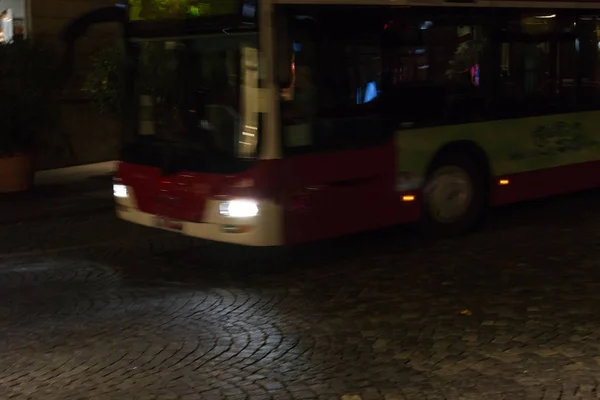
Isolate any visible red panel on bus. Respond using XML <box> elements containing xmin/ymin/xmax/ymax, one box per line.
<box><xmin>118</xmin><ymin>160</ymin><xmax>283</xmax><ymax>223</ymax></box>
<box><xmin>492</xmin><ymin>159</ymin><xmax>600</xmax><ymax>206</ymax></box>
<box><xmin>281</xmin><ymin>139</ymin><xmax>419</xmax><ymax>244</ymax></box>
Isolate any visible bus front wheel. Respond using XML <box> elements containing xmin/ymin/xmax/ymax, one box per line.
<box><xmin>420</xmin><ymin>154</ymin><xmax>486</xmax><ymax>237</ymax></box>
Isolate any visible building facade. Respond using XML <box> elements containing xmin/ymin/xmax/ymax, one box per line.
<box><xmin>3</xmin><ymin>0</ymin><xmax>122</xmax><ymax>169</ymax></box>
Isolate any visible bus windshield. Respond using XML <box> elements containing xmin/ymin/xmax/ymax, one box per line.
<box><xmin>129</xmin><ymin>32</ymin><xmax>260</xmax><ymax>172</ymax></box>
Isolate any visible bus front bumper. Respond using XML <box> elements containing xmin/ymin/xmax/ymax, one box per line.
<box><xmin>115</xmin><ymin>199</ymin><xmax>284</xmax><ymax>247</ymax></box>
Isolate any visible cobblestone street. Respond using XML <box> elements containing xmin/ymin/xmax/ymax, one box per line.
<box><xmin>2</xmin><ymin>189</ymin><xmax>600</xmax><ymax>399</ymax></box>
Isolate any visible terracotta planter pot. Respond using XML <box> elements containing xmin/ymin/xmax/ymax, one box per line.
<box><xmin>0</xmin><ymin>153</ymin><xmax>33</xmax><ymax>193</ymax></box>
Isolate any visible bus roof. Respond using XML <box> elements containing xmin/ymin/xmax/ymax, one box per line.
<box><xmin>271</xmin><ymin>0</ymin><xmax>600</xmax><ymax>9</ymax></box>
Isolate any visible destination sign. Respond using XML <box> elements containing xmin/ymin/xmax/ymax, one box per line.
<box><xmin>128</xmin><ymin>0</ymin><xmax>241</xmax><ymax>21</ymax></box>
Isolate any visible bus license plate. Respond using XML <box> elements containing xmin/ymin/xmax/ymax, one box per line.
<box><xmin>154</xmin><ymin>216</ymin><xmax>183</xmax><ymax>232</ymax></box>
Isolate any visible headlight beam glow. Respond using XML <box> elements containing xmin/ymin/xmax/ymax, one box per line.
<box><xmin>219</xmin><ymin>200</ymin><xmax>259</xmax><ymax>218</ymax></box>
<box><xmin>113</xmin><ymin>184</ymin><xmax>128</xmax><ymax>198</ymax></box>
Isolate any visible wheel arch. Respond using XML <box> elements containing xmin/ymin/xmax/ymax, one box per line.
<box><xmin>425</xmin><ymin>140</ymin><xmax>494</xmax><ymax>197</ymax></box>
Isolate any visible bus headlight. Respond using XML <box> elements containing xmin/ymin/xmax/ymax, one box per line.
<box><xmin>113</xmin><ymin>184</ymin><xmax>128</xmax><ymax>199</ymax></box>
<box><xmin>219</xmin><ymin>200</ymin><xmax>259</xmax><ymax>218</ymax></box>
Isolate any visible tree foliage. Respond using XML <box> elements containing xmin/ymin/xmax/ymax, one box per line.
<box><xmin>82</xmin><ymin>43</ymin><xmax>126</xmax><ymax>116</ymax></box>
<box><xmin>83</xmin><ymin>41</ymin><xmax>182</xmax><ymax>123</ymax></box>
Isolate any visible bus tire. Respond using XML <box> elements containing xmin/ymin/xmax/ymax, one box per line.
<box><xmin>419</xmin><ymin>153</ymin><xmax>486</xmax><ymax>237</ymax></box>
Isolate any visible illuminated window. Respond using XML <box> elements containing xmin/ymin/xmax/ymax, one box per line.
<box><xmin>0</xmin><ymin>9</ymin><xmax>13</xmax><ymax>43</ymax></box>
<box><xmin>0</xmin><ymin>0</ymin><xmax>26</xmax><ymax>41</ymax></box>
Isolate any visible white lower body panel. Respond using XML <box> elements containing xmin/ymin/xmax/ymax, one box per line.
<box><xmin>115</xmin><ymin>198</ymin><xmax>284</xmax><ymax>247</ymax></box>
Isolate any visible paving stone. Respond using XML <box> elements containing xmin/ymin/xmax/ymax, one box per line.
<box><xmin>3</xmin><ymin>188</ymin><xmax>600</xmax><ymax>398</ymax></box>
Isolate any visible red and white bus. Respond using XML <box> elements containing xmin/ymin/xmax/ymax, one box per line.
<box><xmin>111</xmin><ymin>0</ymin><xmax>600</xmax><ymax>246</ymax></box>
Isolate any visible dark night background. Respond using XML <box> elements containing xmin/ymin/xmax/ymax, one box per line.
<box><xmin>1</xmin><ymin>1</ymin><xmax>600</xmax><ymax>399</ymax></box>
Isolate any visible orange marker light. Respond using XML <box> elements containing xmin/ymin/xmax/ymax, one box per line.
<box><xmin>499</xmin><ymin>179</ymin><xmax>510</xmax><ymax>186</ymax></box>
<box><xmin>402</xmin><ymin>195</ymin><xmax>416</xmax><ymax>202</ymax></box>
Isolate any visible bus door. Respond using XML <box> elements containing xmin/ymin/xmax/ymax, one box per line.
<box><xmin>277</xmin><ymin>8</ymin><xmax>397</xmax><ymax>244</ymax></box>
<box><xmin>281</xmin><ymin>122</ymin><xmax>396</xmax><ymax>244</ymax></box>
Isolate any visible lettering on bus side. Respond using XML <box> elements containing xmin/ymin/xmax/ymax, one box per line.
<box><xmin>510</xmin><ymin>121</ymin><xmax>598</xmax><ymax>161</ymax></box>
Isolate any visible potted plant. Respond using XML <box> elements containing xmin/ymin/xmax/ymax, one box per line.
<box><xmin>0</xmin><ymin>35</ymin><xmax>60</xmax><ymax>193</ymax></box>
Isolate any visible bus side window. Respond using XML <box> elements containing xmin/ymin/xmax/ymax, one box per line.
<box><xmin>314</xmin><ymin>31</ymin><xmax>384</xmax><ymax>152</ymax></box>
<box><xmin>281</xmin><ymin>38</ymin><xmax>318</xmax><ymax>152</ymax></box>
<box><xmin>493</xmin><ymin>11</ymin><xmax>584</xmax><ymax>116</ymax></box>
<box><xmin>495</xmin><ymin>40</ymin><xmax>555</xmax><ymax>116</ymax></box>
<box><xmin>382</xmin><ymin>15</ymin><xmax>491</xmax><ymax>127</ymax></box>
<box><xmin>280</xmin><ymin>9</ymin><xmax>386</xmax><ymax>154</ymax></box>
<box><xmin>576</xmin><ymin>16</ymin><xmax>600</xmax><ymax>111</ymax></box>
<box><xmin>276</xmin><ymin>9</ymin><xmax>320</xmax><ymax>154</ymax></box>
